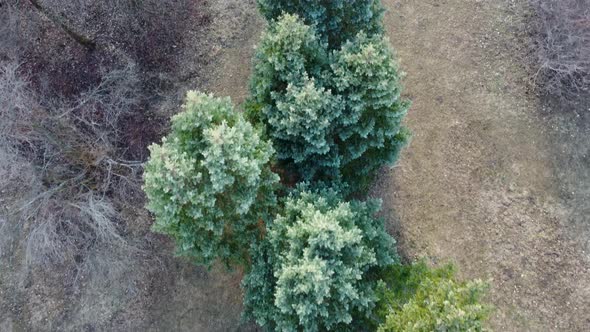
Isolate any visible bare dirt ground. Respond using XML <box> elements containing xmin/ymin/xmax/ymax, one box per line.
<box><xmin>373</xmin><ymin>0</ymin><xmax>590</xmax><ymax>331</ymax></box>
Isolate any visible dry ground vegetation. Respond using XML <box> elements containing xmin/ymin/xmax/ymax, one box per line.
<box><xmin>0</xmin><ymin>0</ymin><xmax>262</xmax><ymax>331</ymax></box>
<box><xmin>0</xmin><ymin>0</ymin><xmax>588</xmax><ymax>332</ymax></box>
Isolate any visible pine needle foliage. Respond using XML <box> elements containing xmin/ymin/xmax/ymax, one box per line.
<box><xmin>248</xmin><ymin>14</ymin><xmax>409</xmax><ymax>193</ymax></box>
<box><xmin>331</xmin><ymin>33</ymin><xmax>411</xmax><ymax>192</ymax></box>
<box><xmin>242</xmin><ymin>187</ymin><xmax>397</xmax><ymax>331</ymax></box>
<box><xmin>249</xmin><ymin>13</ymin><xmax>327</xmax><ymax>107</ymax></box>
<box><xmin>271</xmin><ymin>76</ymin><xmax>343</xmax><ymax>179</ymax></box>
<box><xmin>376</xmin><ymin>262</ymin><xmax>491</xmax><ymax>332</ymax></box>
<box><xmin>143</xmin><ymin>91</ymin><xmax>279</xmax><ymax>267</ymax></box>
<box><xmin>247</xmin><ymin>14</ymin><xmax>340</xmax><ymax>181</ymax></box>
<box><xmin>256</xmin><ymin>0</ymin><xmax>385</xmax><ymax>49</ymax></box>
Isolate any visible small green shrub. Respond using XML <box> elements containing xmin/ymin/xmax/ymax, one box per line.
<box><xmin>143</xmin><ymin>91</ymin><xmax>279</xmax><ymax>266</ymax></box>
<box><xmin>256</xmin><ymin>0</ymin><xmax>385</xmax><ymax>49</ymax></box>
<box><xmin>242</xmin><ymin>187</ymin><xmax>397</xmax><ymax>331</ymax></box>
<box><xmin>376</xmin><ymin>262</ymin><xmax>491</xmax><ymax>332</ymax></box>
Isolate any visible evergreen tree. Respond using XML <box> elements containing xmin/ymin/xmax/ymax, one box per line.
<box><xmin>256</xmin><ymin>0</ymin><xmax>385</xmax><ymax>49</ymax></box>
<box><xmin>242</xmin><ymin>187</ymin><xmax>397</xmax><ymax>331</ymax></box>
<box><xmin>248</xmin><ymin>13</ymin><xmax>327</xmax><ymax>115</ymax></box>
<box><xmin>331</xmin><ymin>33</ymin><xmax>411</xmax><ymax>192</ymax></box>
<box><xmin>270</xmin><ymin>76</ymin><xmax>343</xmax><ymax>180</ymax></box>
<box><xmin>143</xmin><ymin>91</ymin><xmax>278</xmax><ymax>266</ymax></box>
<box><xmin>248</xmin><ymin>14</ymin><xmax>340</xmax><ymax>181</ymax></box>
<box><xmin>249</xmin><ymin>15</ymin><xmax>410</xmax><ymax>192</ymax></box>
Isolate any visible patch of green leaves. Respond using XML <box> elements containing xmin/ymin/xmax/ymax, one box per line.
<box><xmin>248</xmin><ymin>15</ymin><xmax>410</xmax><ymax>194</ymax></box>
<box><xmin>256</xmin><ymin>0</ymin><xmax>385</xmax><ymax>49</ymax></box>
<box><xmin>242</xmin><ymin>187</ymin><xmax>398</xmax><ymax>331</ymax></box>
<box><xmin>143</xmin><ymin>91</ymin><xmax>279</xmax><ymax>267</ymax></box>
<box><xmin>376</xmin><ymin>261</ymin><xmax>491</xmax><ymax>332</ymax></box>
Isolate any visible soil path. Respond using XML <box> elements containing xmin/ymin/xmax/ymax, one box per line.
<box><xmin>374</xmin><ymin>0</ymin><xmax>590</xmax><ymax>331</ymax></box>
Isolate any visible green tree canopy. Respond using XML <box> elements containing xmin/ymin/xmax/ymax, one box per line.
<box><xmin>376</xmin><ymin>262</ymin><xmax>491</xmax><ymax>332</ymax></box>
<box><xmin>256</xmin><ymin>0</ymin><xmax>385</xmax><ymax>49</ymax></box>
<box><xmin>242</xmin><ymin>188</ymin><xmax>397</xmax><ymax>331</ymax></box>
<box><xmin>331</xmin><ymin>33</ymin><xmax>411</xmax><ymax>192</ymax></box>
<box><xmin>249</xmin><ymin>15</ymin><xmax>410</xmax><ymax>193</ymax></box>
<box><xmin>143</xmin><ymin>91</ymin><xmax>278</xmax><ymax>266</ymax></box>
<box><xmin>247</xmin><ymin>14</ymin><xmax>340</xmax><ymax>181</ymax></box>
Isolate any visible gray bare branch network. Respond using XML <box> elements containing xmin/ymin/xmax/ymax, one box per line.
<box><xmin>530</xmin><ymin>0</ymin><xmax>590</xmax><ymax>98</ymax></box>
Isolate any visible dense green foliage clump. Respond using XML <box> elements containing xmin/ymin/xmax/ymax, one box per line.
<box><xmin>143</xmin><ymin>92</ymin><xmax>278</xmax><ymax>266</ymax></box>
<box><xmin>243</xmin><ymin>188</ymin><xmax>397</xmax><ymax>331</ymax></box>
<box><xmin>376</xmin><ymin>262</ymin><xmax>491</xmax><ymax>332</ymax></box>
<box><xmin>248</xmin><ymin>13</ymin><xmax>327</xmax><ymax>109</ymax></box>
<box><xmin>248</xmin><ymin>14</ymin><xmax>409</xmax><ymax>192</ymax></box>
<box><xmin>331</xmin><ymin>33</ymin><xmax>411</xmax><ymax>190</ymax></box>
<box><xmin>248</xmin><ymin>14</ymin><xmax>339</xmax><ymax>180</ymax></box>
<box><xmin>256</xmin><ymin>0</ymin><xmax>385</xmax><ymax>49</ymax></box>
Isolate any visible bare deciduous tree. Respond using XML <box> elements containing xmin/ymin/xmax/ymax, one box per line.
<box><xmin>530</xmin><ymin>0</ymin><xmax>590</xmax><ymax>98</ymax></box>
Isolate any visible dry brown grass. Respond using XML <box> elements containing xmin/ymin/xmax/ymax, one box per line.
<box><xmin>0</xmin><ymin>0</ymin><xmax>258</xmax><ymax>330</ymax></box>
